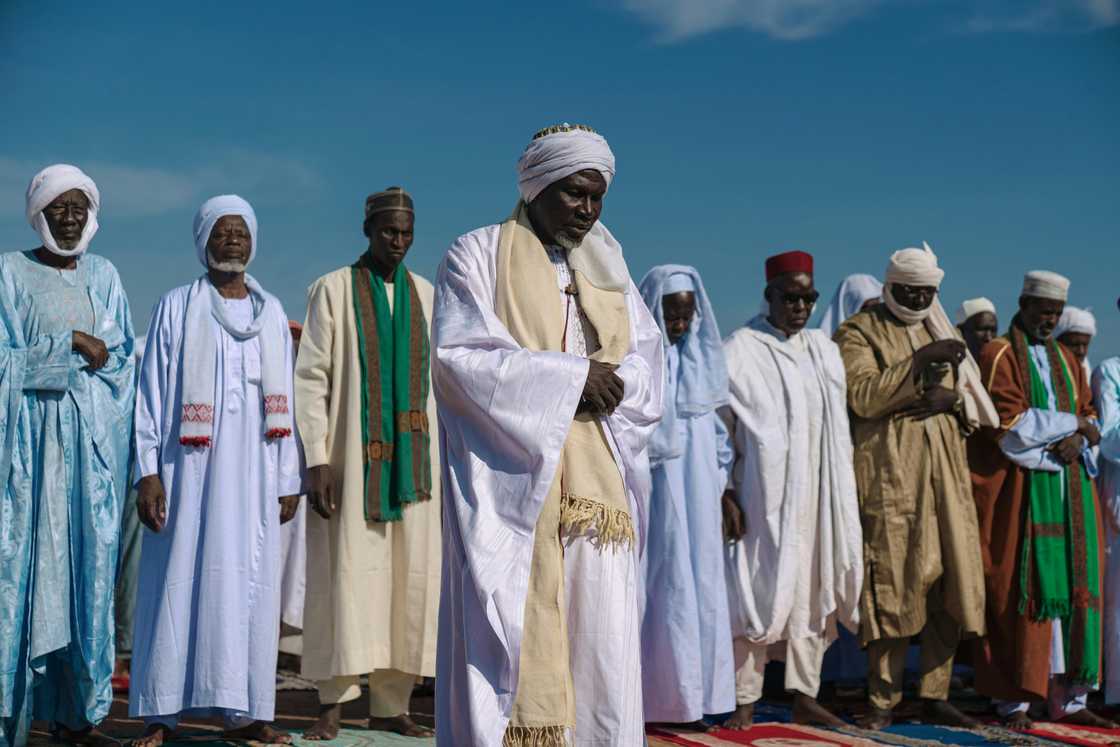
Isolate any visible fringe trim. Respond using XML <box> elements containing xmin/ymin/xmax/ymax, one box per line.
<box><xmin>180</xmin><ymin>436</ymin><xmax>211</xmax><ymax>448</ymax></box>
<box><xmin>265</xmin><ymin>427</ymin><xmax>292</xmax><ymax>440</ymax></box>
<box><xmin>559</xmin><ymin>494</ymin><xmax>634</xmax><ymax>549</ymax></box>
<box><xmin>1020</xmin><ymin>596</ymin><xmax>1071</xmax><ymax>622</ymax></box>
<box><xmin>503</xmin><ymin>725</ymin><xmax>568</xmax><ymax>747</ymax></box>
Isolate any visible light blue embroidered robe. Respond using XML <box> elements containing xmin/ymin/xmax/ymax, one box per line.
<box><xmin>0</xmin><ymin>251</ymin><xmax>134</xmax><ymax>744</ymax></box>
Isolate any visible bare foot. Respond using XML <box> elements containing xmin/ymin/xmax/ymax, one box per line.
<box><xmin>368</xmin><ymin>715</ymin><xmax>433</xmax><ymax>737</ymax></box>
<box><xmin>858</xmin><ymin>706</ymin><xmax>892</xmax><ymax>730</ymax></box>
<box><xmin>303</xmin><ymin>704</ymin><xmax>341</xmax><ymax>741</ymax></box>
<box><xmin>53</xmin><ymin>725</ymin><xmax>121</xmax><ymax>746</ymax></box>
<box><xmin>792</xmin><ymin>693</ymin><xmax>846</xmax><ymax>727</ymax></box>
<box><xmin>921</xmin><ymin>698</ymin><xmax>979</xmax><ymax>728</ymax></box>
<box><xmin>131</xmin><ymin>724</ymin><xmax>171</xmax><ymax>747</ymax></box>
<box><xmin>1003</xmin><ymin>711</ymin><xmax>1033</xmax><ymax>731</ymax></box>
<box><xmin>223</xmin><ymin>721</ymin><xmax>292</xmax><ymax>744</ymax></box>
<box><xmin>725</xmin><ymin>703</ymin><xmax>754</xmax><ymax>730</ymax></box>
<box><xmin>1057</xmin><ymin>709</ymin><xmax>1119</xmax><ymax>729</ymax></box>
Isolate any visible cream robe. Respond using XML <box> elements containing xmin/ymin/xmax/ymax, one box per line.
<box><xmin>294</xmin><ymin>267</ymin><xmax>440</xmax><ymax>680</ymax></box>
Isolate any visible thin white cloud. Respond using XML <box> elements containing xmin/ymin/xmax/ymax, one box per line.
<box><xmin>618</xmin><ymin>0</ymin><xmax>1120</xmax><ymax>40</ymax></box>
<box><xmin>0</xmin><ymin>150</ymin><xmax>324</xmax><ymax>220</ymax></box>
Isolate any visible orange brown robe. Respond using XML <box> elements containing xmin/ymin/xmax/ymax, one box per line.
<box><xmin>970</xmin><ymin>336</ymin><xmax>1103</xmax><ymax>701</ymax></box>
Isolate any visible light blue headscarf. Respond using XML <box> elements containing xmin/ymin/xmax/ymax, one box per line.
<box><xmin>639</xmin><ymin>264</ymin><xmax>729</xmax><ymax>462</ymax></box>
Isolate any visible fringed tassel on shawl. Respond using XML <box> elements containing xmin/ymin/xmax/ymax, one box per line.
<box><xmin>560</xmin><ymin>493</ymin><xmax>634</xmax><ymax>549</ymax></box>
<box><xmin>265</xmin><ymin>427</ymin><xmax>292</xmax><ymax>440</ymax></box>
<box><xmin>502</xmin><ymin>725</ymin><xmax>568</xmax><ymax>747</ymax></box>
<box><xmin>179</xmin><ymin>436</ymin><xmax>211</xmax><ymax>448</ymax></box>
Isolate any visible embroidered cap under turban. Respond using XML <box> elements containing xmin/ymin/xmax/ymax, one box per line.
<box><xmin>193</xmin><ymin>194</ymin><xmax>258</xmax><ymax>269</ymax></box>
<box><xmin>955</xmin><ymin>297</ymin><xmax>997</xmax><ymax>326</ymax></box>
<box><xmin>25</xmin><ymin>164</ymin><xmax>101</xmax><ymax>258</ymax></box>
<box><xmin>516</xmin><ymin>123</ymin><xmax>615</xmax><ymax>204</ymax></box>
<box><xmin>365</xmin><ymin>186</ymin><xmax>413</xmax><ymax>219</ymax></box>
<box><xmin>1021</xmin><ymin>271</ymin><xmax>1070</xmax><ymax>302</ymax></box>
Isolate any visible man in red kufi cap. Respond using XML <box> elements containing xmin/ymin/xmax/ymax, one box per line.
<box><xmin>720</xmin><ymin>251</ymin><xmax>864</xmax><ymax>728</ymax></box>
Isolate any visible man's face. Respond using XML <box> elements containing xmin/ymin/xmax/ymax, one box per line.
<box><xmin>1019</xmin><ymin>296</ymin><xmax>1065</xmax><ymax>340</ymax></box>
<box><xmin>766</xmin><ymin>272</ymin><xmax>817</xmax><ymax>337</ymax></box>
<box><xmin>661</xmin><ymin>291</ymin><xmax>696</xmax><ymax>345</ymax></box>
<box><xmin>43</xmin><ymin>189</ymin><xmax>90</xmax><ymax>251</ymax></box>
<box><xmin>365</xmin><ymin>210</ymin><xmax>415</xmax><ymax>273</ymax></box>
<box><xmin>526</xmin><ymin>169</ymin><xmax>606</xmax><ymax>250</ymax></box>
<box><xmin>1059</xmin><ymin>332</ymin><xmax>1092</xmax><ymax>363</ymax></box>
<box><xmin>890</xmin><ymin>283</ymin><xmax>937</xmax><ymax>312</ymax></box>
<box><xmin>961</xmin><ymin>311</ymin><xmax>999</xmax><ymax>355</ymax></box>
<box><xmin>207</xmin><ymin>215</ymin><xmax>251</xmax><ymax>272</ymax></box>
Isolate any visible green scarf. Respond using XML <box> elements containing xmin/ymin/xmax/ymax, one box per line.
<box><xmin>351</xmin><ymin>253</ymin><xmax>431</xmax><ymax>522</ymax></box>
<box><xmin>1012</xmin><ymin>318</ymin><xmax>1100</xmax><ymax>684</ymax></box>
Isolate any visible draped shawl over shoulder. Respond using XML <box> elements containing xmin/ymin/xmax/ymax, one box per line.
<box><xmin>432</xmin><ymin>223</ymin><xmax>663</xmax><ymax>747</ymax></box>
<box><xmin>722</xmin><ymin>318</ymin><xmax>862</xmax><ymax>644</ymax></box>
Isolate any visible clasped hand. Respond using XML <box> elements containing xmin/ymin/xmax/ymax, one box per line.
<box><xmin>72</xmin><ymin>331</ymin><xmax>109</xmax><ymax>370</ymax></box>
<box><xmin>579</xmin><ymin>360</ymin><xmax>625</xmax><ymax>416</ymax></box>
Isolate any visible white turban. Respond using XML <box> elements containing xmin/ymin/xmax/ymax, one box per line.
<box><xmin>1055</xmin><ymin>305</ymin><xmax>1096</xmax><ymax>339</ymax></box>
<box><xmin>883</xmin><ymin>242</ymin><xmax>999</xmax><ymax>430</ymax></box>
<box><xmin>955</xmin><ymin>297</ymin><xmax>997</xmax><ymax>326</ymax></box>
<box><xmin>193</xmin><ymin>195</ymin><xmax>258</xmax><ymax>269</ymax></box>
<box><xmin>1022</xmin><ymin>271</ymin><xmax>1069</xmax><ymax>302</ymax></box>
<box><xmin>663</xmin><ymin>272</ymin><xmax>696</xmax><ymax>295</ymax></box>
<box><xmin>516</xmin><ymin>126</ymin><xmax>615</xmax><ymax>204</ymax></box>
<box><xmin>882</xmin><ymin>244</ymin><xmax>945</xmax><ymax>325</ymax></box>
<box><xmin>25</xmin><ymin>164</ymin><xmax>101</xmax><ymax>258</ymax></box>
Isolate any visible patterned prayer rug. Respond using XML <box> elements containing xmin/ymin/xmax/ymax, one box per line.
<box><xmin>649</xmin><ymin>723</ymin><xmax>880</xmax><ymax>745</ymax></box>
<box><xmin>1024</xmin><ymin>722</ymin><xmax>1120</xmax><ymax>746</ymax></box>
<box><xmin>844</xmin><ymin>723</ymin><xmax>1070</xmax><ymax>746</ymax></box>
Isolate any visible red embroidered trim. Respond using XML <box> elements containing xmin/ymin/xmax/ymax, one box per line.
<box><xmin>181</xmin><ymin>403</ymin><xmax>214</xmax><ymax>424</ymax></box>
<box><xmin>264</xmin><ymin>395</ymin><xmax>289</xmax><ymax>415</ymax></box>
<box><xmin>180</xmin><ymin>436</ymin><xmax>212</xmax><ymax>447</ymax></box>
<box><xmin>266</xmin><ymin>428</ymin><xmax>292</xmax><ymax>440</ymax></box>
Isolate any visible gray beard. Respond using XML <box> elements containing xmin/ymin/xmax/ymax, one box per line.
<box><xmin>208</xmin><ymin>250</ymin><xmax>248</xmax><ymax>274</ymax></box>
<box><xmin>553</xmin><ymin>232</ymin><xmax>580</xmax><ymax>251</ymax></box>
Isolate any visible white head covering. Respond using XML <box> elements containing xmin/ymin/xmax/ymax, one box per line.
<box><xmin>25</xmin><ymin>164</ymin><xmax>101</xmax><ymax>257</ymax></box>
<box><xmin>882</xmin><ymin>242</ymin><xmax>999</xmax><ymax>430</ymax></box>
<box><xmin>818</xmin><ymin>273</ymin><xmax>882</xmax><ymax>337</ymax></box>
<box><xmin>1022</xmin><ymin>271</ymin><xmax>1070</xmax><ymax>302</ymax></box>
<box><xmin>1055</xmin><ymin>305</ymin><xmax>1096</xmax><ymax>339</ymax></box>
<box><xmin>193</xmin><ymin>194</ymin><xmax>258</xmax><ymax>269</ymax></box>
<box><xmin>955</xmin><ymin>297</ymin><xmax>997</xmax><ymax>326</ymax></box>
<box><xmin>639</xmin><ymin>265</ymin><xmax>728</xmax><ymax>462</ymax></box>
<box><xmin>515</xmin><ymin>125</ymin><xmax>629</xmax><ymax>292</ymax></box>
<box><xmin>882</xmin><ymin>243</ymin><xmax>946</xmax><ymax>325</ymax></box>
<box><xmin>517</xmin><ymin>124</ymin><xmax>615</xmax><ymax>204</ymax></box>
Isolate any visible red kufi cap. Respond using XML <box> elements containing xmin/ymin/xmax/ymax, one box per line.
<box><xmin>765</xmin><ymin>250</ymin><xmax>814</xmax><ymax>282</ymax></box>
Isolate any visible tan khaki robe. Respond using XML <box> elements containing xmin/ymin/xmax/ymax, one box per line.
<box><xmin>294</xmin><ymin>267</ymin><xmax>441</xmax><ymax>680</ymax></box>
<box><xmin>834</xmin><ymin>305</ymin><xmax>985</xmax><ymax>645</ymax></box>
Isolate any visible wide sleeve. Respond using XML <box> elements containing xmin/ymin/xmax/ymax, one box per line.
<box><xmin>833</xmin><ymin>321</ymin><xmax>917</xmax><ymax>420</ymax></box>
<box><xmin>714</xmin><ymin>408</ymin><xmax>734</xmax><ymax>490</ymax></box>
<box><xmin>274</xmin><ymin>311</ymin><xmax>304</xmax><ymax>497</ymax></box>
<box><xmin>294</xmin><ymin>277</ymin><xmax>335</xmax><ymax>469</ymax></box>
<box><xmin>0</xmin><ymin>266</ymin><xmax>72</xmax><ymax>393</ymax></box>
<box><xmin>432</xmin><ymin>232</ymin><xmax>589</xmax><ymax>536</ymax></box>
<box><xmin>133</xmin><ymin>295</ymin><xmax>173</xmax><ymax>482</ymax></box>
<box><xmin>1095</xmin><ymin>361</ymin><xmax>1120</xmax><ymax>465</ymax></box>
<box><xmin>605</xmin><ymin>284</ymin><xmax>665</xmax><ymax>468</ymax></box>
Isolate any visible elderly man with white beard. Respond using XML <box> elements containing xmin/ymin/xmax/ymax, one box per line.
<box><xmin>0</xmin><ymin>165</ymin><xmax>135</xmax><ymax>747</ymax></box>
<box><xmin>129</xmin><ymin>196</ymin><xmax>302</xmax><ymax>746</ymax></box>
<box><xmin>433</xmin><ymin>124</ymin><xmax>664</xmax><ymax>746</ymax></box>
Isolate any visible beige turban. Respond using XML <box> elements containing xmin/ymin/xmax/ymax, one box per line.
<box><xmin>1022</xmin><ymin>271</ymin><xmax>1070</xmax><ymax>302</ymax></box>
<box><xmin>955</xmin><ymin>297</ymin><xmax>997</xmax><ymax>326</ymax></box>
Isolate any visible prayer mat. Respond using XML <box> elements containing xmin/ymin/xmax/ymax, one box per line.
<box><xmin>648</xmin><ymin>723</ymin><xmax>880</xmax><ymax>745</ymax></box>
<box><xmin>841</xmin><ymin>724</ymin><xmax>1069</xmax><ymax>747</ymax></box>
<box><xmin>1023</xmin><ymin>722</ymin><xmax>1120</xmax><ymax>746</ymax></box>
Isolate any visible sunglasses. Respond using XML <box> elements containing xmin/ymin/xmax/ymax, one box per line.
<box><xmin>779</xmin><ymin>291</ymin><xmax>820</xmax><ymax>307</ymax></box>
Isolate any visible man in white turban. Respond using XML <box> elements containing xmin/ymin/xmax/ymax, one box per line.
<box><xmin>834</xmin><ymin>244</ymin><xmax>991</xmax><ymax>729</ymax></box>
<box><xmin>0</xmin><ymin>165</ymin><xmax>135</xmax><ymax>746</ymax></box>
<box><xmin>971</xmin><ymin>273</ymin><xmax>1112</xmax><ymax>729</ymax></box>
<box><xmin>957</xmin><ymin>297</ymin><xmax>999</xmax><ymax>362</ymax></box>
<box><xmin>1055</xmin><ymin>305</ymin><xmax>1096</xmax><ymax>380</ymax></box>
<box><xmin>129</xmin><ymin>195</ymin><xmax>302</xmax><ymax>746</ymax></box>
<box><xmin>433</xmin><ymin>124</ymin><xmax>663</xmax><ymax>746</ymax></box>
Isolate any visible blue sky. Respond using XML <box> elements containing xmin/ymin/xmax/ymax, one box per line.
<box><xmin>1</xmin><ymin>0</ymin><xmax>1117</xmax><ymax>356</ymax></box>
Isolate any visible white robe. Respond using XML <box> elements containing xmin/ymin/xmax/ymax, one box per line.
<box><xmin>722</xmin><ymin>318</ymin><xmax>862</xmax><ymax>647</ymax></box>
<box><xmin>432</xmin><ymin>224</ymin><xmax>664</xmax><ymax>746</ymax></box>
<box><xmin>130</xmin><ymin>287</ymin><xmax>301</xmax><ymax>721</ymax></box>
